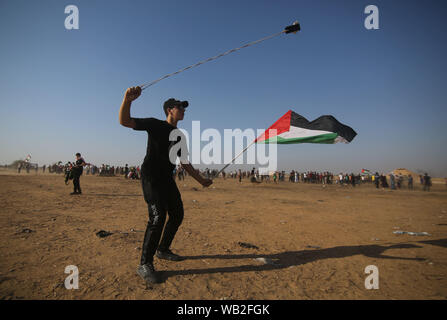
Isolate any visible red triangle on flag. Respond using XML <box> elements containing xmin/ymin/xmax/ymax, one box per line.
<box><xmin>255</xmin><ymin>110</ymin><xmax>292</xmax><ymax>143</ymax></box>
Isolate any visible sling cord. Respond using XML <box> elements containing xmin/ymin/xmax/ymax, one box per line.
<box><xmin>139</xmin><ymin>29</ymin><xmax>288</xmax><ymax>90</ymax></box>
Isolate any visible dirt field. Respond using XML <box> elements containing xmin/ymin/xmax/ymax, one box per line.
<box><xmin>0</xmin><ymin>169</ymin><xmax>446</xmax><ymax>300</ymax></box>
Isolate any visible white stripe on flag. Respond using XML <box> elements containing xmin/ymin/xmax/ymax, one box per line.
<box><xmin>278</xmin><ymin>126</ymin><xmax>334</xmax><ymax>139</ymax></box>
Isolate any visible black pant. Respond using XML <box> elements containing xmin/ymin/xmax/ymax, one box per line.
<box><xmin>73</xmin><ymin>174</ymin><xmax>81</xmax><ymax>193</ymax></box>
<box><xmin>140</xmin><ymin>176</ymin><xmax>184</xmax><ymax>265</ymax></box>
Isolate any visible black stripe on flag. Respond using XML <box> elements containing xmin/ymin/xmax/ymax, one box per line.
<box><xmin>290</xmin><ymin>112</ymin><xmax>357</xmax><ymax>142</ymax></box>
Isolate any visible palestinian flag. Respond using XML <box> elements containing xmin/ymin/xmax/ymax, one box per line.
<box><xmin>255</xmin><ymin>110</ymin><xmax>357</xmax><ymax>144</ymax></box>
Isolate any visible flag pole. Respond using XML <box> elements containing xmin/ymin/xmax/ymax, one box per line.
<box><xmin>214</xmin><ymin>140</ymin><xmax>256</xmax><ymax>179</ymax></box>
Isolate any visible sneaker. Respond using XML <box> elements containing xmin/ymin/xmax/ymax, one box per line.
<box><xmin>70</xmin><ymin>192</ymin><xmax>79</xmax><ymax>195</ymax></box>
<box><xmin>156</xmin><ymin>249</ymin><xmax>185</xmax><ymax>261</ymax></box>
<box><xmin>136</xmin><ymin>263</ymin><xmax>160</xmax><ymax>284</ymax></box>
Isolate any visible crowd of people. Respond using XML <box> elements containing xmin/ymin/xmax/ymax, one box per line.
<box><xmin>203</xmin><ymin>168</ymin><xmax>436</xmax><ymax>191</ymax></box>
<box><xmin>16</xmin><ymin>162</ymin><xmax>38</xmax><ymax>174</ymax></box>
<box><xmin>7</xmin><ymin>160</ymin><xmax>438</xmax><ymax>192</ymax></box>
<box><xmin>222</xmin><ymin>169</ymin><xmax>340</xmax><ymax>185</ymax></box>
<box><xmin>371</xmin><ymin>172</ymin><xmax>432</xmax><ymax>191</ymax></box>
<box><xmin>95</xmin><ymin>164</ymin><xmax>140</xmax><ymax>179</ymax></box>
<box><xmin>20</xmin><ymin>162</ymin><xmax>142</xmax><ymax>179</ymax></box>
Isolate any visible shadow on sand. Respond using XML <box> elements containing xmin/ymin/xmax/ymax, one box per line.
<box><xmin>86</xmin><ymin>193</ymin><xmax>142</xmax><ymax>197</ymax></box>
<box><xmin>160</xmin><ymin>242</ymin><xmax>427</xmax><ymax>282</ymax></box>
<box><xmin>417</xmin><ymin>238</ymin><xmax>447</xmax><ymax>248</ymax></box>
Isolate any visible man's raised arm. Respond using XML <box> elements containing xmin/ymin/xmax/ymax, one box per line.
<box><xmin>119</xmin><ymin>86</ymin><xmax>141</xmax><ymax>128</ymax></box>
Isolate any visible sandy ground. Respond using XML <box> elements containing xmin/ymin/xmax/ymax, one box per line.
<box><xmin>0</xmin><ymin>169</ymin><xmax>446</xmax><ymax>300</ymax></box>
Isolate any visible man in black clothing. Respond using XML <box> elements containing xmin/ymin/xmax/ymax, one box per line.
<box><xmin>374</xmin><ymin>172</ymin><xmax>380</xmax><ymax>188</ymax></box>
<box><xmin>423</xmin><ymin>173</ymin><xmax>432</xmax><ymax>191</ymax></box>
<box><xmin>71</xmin><ymin>153</ymin><xmax>88</xmax><ymax>195</ymax></box>
<box><xmin>119</xmin><ymin>86</ymin><xmax>212</xmax><ymax>284</ymax></box>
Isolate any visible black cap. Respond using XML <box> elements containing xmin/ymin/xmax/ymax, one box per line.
<box><xmin>163</xmin><ymin>98</ymin><xmax>189</xmax><ymax>115</ymax></box>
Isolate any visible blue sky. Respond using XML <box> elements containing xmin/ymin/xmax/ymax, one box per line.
<box><xmin>0</xmin><ymin>0</ymin><xmax>446</xmax><ymax>176</ymax></box>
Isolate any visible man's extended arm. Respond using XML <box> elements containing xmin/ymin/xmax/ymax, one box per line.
<box><xmin>74</xmin><ymin>160</ymin><xmax>90</xmax><ymax>168</ymax></box>
<box><xmin>119</xmin><ymin>86</ymin><xmax>141</xmax><ymax>128</ymax></box>
<box><xmin>181</xmin><ymin>163</ymin><xmax>212</xmax><ymax>187</ymax></box>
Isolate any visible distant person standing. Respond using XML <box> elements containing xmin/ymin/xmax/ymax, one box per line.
<box><xmin>71</xmin><ymin>153</ymin><xmax>88</xmax><ymax>195</ymax></box>
<box><xmin>381</xmin><ymin>174</ymin><xmax>388</xmax><ymax>188</ymax></box>
<box><xmin>408</xmin><ymin>175</ymin><xmax>413</xmax><ymax>190</ymax></box>
<box><xmin>390</xmin><ymin>173</ymin><xmax>396</xmax><ymax>190</ymax></box>
<box><xmin>397</xmin><ymin>175</ymin><xmax>403</xmax><ymax>189</ymax></box>
<box><xmin>351</xmin><ymin>173</ymin><xmax>356</xmax><ymax>187</ymax></box>
<box><xmin>423</xmin><ymin>173</ymin><xmax>432</xmax><ymax>192</ymax></box>
<box><xmin>374</xmin><ymin>172</ymin><xmax>380</xmax><ymax>189</ymax></box>
<box><xmin>124</xmin><ymin>164</ymin><xmax>129</xmax><ymax>178</ymax></box>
